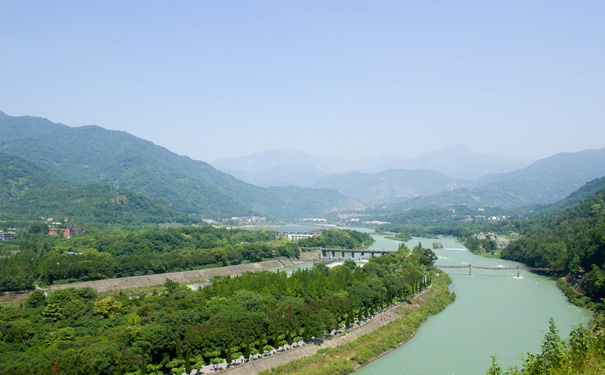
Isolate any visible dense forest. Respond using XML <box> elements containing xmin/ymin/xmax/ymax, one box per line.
<box><xmin>0</xmin><ymin>244</ymin><xmax>434</xmax><ymax>374</ymax></box>
<box><xmin>0</xmin><ymin>112</ymin><xmax>358</xmax><ymax>220</ymax></box>
<box><xmin>0</xmin><ymin>152</ymin><xmax>200</xmax><ymax>226</ymax></box>
<box><xmin>500</xmin><ymin>186</ymin><xmax>605</xmax><ymax>297</ymax></box>
<box><xmin>0</xmin><ymin>227</ymin><xmax>372</xmax><ymax>293</ymax></box>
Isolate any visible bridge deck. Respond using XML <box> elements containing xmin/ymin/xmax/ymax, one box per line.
<box><xmin>435</xmin><ymin>264</ymin><xmax>561</xmax><ymax>272</ymax></box>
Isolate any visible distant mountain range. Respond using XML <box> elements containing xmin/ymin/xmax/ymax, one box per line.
<box><xmin>0</xmin><ymin>111</ymin><xmax>359</xmax><ymax>220</ymax></box>
<box><xmin>378</xmin><ymin>148</ymin><xmax>605</xmax><ymax>210</ymax></box>
<box><xmin>314</xmin><ymin>169</ymin><xmax>468</xmax><ymax>205</ymax></box>
<box><xmin>2</xmin><ymin>111</ymin><xmax>603</xmax><ymax>220</ymax></box>
<box><xmin>212</xmin><ymin>145</ymin><xmax>530</xmax><ymax>187</ymax></box>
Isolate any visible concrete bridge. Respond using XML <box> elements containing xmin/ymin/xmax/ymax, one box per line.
<box><xmin>311</xmin><ymin>248</ymin><xmax>394</xmax><ymax>260</ymax></box>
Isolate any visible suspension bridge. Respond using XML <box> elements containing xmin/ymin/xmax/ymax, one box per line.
<box><xmin>434</xmin><ymin>264</ymin><xmax>561</xmax><ymax>277</ymax></box>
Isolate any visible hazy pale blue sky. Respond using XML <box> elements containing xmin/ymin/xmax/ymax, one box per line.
<box><xmin>1</xmin><ymin>1</ymin><xmax>604</xmax><ymax>162</ymax></box>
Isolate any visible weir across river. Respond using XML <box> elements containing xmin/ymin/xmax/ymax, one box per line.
<box><xmin>301</xmin><ymin>248</ymin><xmax>394</xmax><ymax>259</ymax></box>
<box><xmin>435</xmin><ymin>264</ymin><xmax>561</xmax><ymax>277</ymax></box>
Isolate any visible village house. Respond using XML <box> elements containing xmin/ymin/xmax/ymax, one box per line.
<box><xmin>48</xmin><ymin>227</ymin><xmax>85</xmax><ymax>238</ymax></box>
<box><xmin>0</xmin><ymin>230</ymin><xmax>16</xmax><ymax>241</ymax></box>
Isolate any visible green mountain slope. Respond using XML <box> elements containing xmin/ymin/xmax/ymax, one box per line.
<box><xmin>531</xmin><ymin>176</ymin><xmax>605</xmax><ymax>217</ymax></box>
<box><xmin>380</xmin><ymin>149</ymin><xmax>605</xmax><ymax>210</ymax></box>
<box><xmin>501</xmin><ymin>185</ymin><xmax>605</xmax><ymax>296</ymax></box>
<box><xmin>0</xmin><ymin>152</ymin><xmax>198</xmax><ymax>225</ymax></box>
<box><xmin>0</xmin><ymin>111</ymin><xmax>358</xmax><ymax>219</ymax></box>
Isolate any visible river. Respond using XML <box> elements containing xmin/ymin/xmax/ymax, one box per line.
<box><xmin>355</xmin><ymin>236</ymin><xmax>593</xmax><ymax>374</ymax></box>
<box><xmin>242</xmin><ymin>225</ymin><xmax>592</xmax><ymax>373</ymax></box>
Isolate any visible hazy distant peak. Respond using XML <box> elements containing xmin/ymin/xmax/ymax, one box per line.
<box><xmin>213</xmin><ymin>149</ymin><xmax>336</xmax><ymax>173</ymax></box>
<box><xmin>212</xmin><ymin>144</ymin><xmax>531</xmax><ymax>181</ymax></box>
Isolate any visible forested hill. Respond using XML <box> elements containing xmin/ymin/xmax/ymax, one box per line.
<box><xmin>0</xmin><ymin>152</ymin><xmax>197</xmax><ymax>225</ymax></box>
<box><xmin>530</xmin><ymin>176</ymin><xmax>605</xmax><ymax>217</ymax></box>
<box><xmin>0</xmin><ymin>111</ymin><xmax>358</xmax><ymax>219</ymax></box>
<box><xmin>379</xmin><ymin>149</ymin><xmax>605</xmax><ymax>210</ymax></box>
<box><xmin>501</xmin><ymin>184</ymin><xmax>605</xmax><ymax>297</ymax></box>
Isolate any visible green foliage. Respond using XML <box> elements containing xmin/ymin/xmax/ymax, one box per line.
<box><xmin>501</xmin><ymin>186</ymin><xmax>605</xmax><ymax>297</ymax></box>
<box><xmin>488</xmin><ymin>318</ymin><xmax>605</xmax><ymax>374</ymax></box>
<box><xmin>24</xmin><ymin>290</ymin><xmax>46</xmax><ymax>308</ymax></box>
<box><xmin>0</xmin><ymin>112</ymin><xmax>358</xmax><ymax>220</ymax></box>
<box><xmin>260</xmin><ymin>272</ymin><xmax>455</xmax><ymax>375</ymax></box>
<box><xmin>296</xmin><ymin>229</ymin><xmax>374</xmax><ymax>249</ymax></box>
<box><xmin>0</xmin><ymin>249</ymin><xmax>431</xmax><ymax>374</ymax></box>
<box><xmin>0</xmin><ymin>152</ymin><xmax>200</xmax><ymax>226</ymax></box>
<box><xmin>0</xmin><ymin>226</ymin><xmax>300</xmax><ymax>292</ymax></box>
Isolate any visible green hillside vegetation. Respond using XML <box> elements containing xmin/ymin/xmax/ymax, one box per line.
<box><xmin>0</xmin><ymin>247</ymin><xmax>433</xmax><ymax>375</ymax></box>
<box><xmin>375</xmin><ymin>205</ymin><xmax>522</xmax><ymax>240</ymax></box>
<box><xmin>0</xmin><ymin>226</ymin><xmax>278</xmax><ymax>292</ymax></box>
<box><xmin>529</xmin><ymin>176</ymin><xmax>605</xmax><ymax>217</ymax></box>
<box><xmin>380</xmin><ymin>149</ymin><xmax>605</xmax><ymax>210</ymax></box>
<box><xmin>0</xmin><ymin>227</ymin><xmax>369</xmax><ymax>292</ymax></box>
<box><xmin>0</xmin><ymin>112</ymin><xmax>357</xmax><ymax>220</ymax></box>
<box><xmin>500</xmin><ymin>186</ymin><xmax>605</xmax><ymax>298</ymax></box>
<box><xmin>0</xmin><ymin>152</ymin><xmax>197</xmax><ymax>226</ymax></box>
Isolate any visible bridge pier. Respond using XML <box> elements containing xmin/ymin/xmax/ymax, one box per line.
<box><xmin>469</xmin><ymin>264</ymin><xmax>472</xmax><ymax>277</ymax></box>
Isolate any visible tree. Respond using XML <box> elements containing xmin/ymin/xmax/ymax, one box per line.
<box><xmin>92</xmin><ymin>296</ymin><xmax>123</xmax><ymax>318</ymax></box>
<box><xmin>25</xmin><ymin>290</ymin><xmax>46</xmax><ymax>308</ymax></box>
<box><xmin>486</xmin><ymin>355</ymin><xmax>502</xmax><ymax>375</ymax></box>
<box><xmin>540</xmin><ymin>318</ymin><xmax>565</xmax><ymax>370</ymax></box>
<box><xmin>29</xmin><ymin>223</ymin><xmax>49</xmax><ymax>234</ymax></box>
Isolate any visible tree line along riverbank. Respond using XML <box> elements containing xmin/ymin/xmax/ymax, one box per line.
<box><xmin>258</xmin><ymin>271</ymin><xmax>454</xmax><ymax>375</ymax></box>
<box><xmin>0</xmin><ymin>242</ymin><xmax>436</xmax><ymax>374</ymax></box>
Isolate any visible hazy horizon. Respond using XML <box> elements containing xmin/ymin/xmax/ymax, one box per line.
<box><xmin>2</xmin><ymin>2</ymin><xmax>604</xmax><ymax>162</ymax></box>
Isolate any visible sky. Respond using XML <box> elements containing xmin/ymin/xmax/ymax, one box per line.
<box><xmin>1</xmin><ymin>1</ymin><xmax>604</xmax><ymax>163</ymax></box>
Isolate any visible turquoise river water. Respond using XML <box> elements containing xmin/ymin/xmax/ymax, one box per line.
<box><xmin>244</xmin><ymin>225</ymin><xmax>592</xmax><ymax>373</ymax></box>
<box><xmin>355</xmin><ymin>236</ymin><xmax>592</xmax><ymax>374</ymax></box>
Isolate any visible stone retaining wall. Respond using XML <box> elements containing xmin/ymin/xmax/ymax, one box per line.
<box><xmin>48</xmin><ymin>258</ymin><xmax>303</xmax><ymax>293</ymax></box>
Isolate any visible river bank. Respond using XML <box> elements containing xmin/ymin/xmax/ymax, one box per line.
<box><xmin>0</xmin><ymin>253</ymin><xmax>320</xmax><ymax>302</ymax></box>
<box><xmin>249</xmin><ymin>271</ymin><xmax>454</xmax><ymax>375</ymax></box>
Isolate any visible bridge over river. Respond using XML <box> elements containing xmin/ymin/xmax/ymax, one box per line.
<box><xmin>435</xmin><ymin>264</ymin><xmax>562</xmax><ymax>277</ymax></box>
<box><xmin>300</xmin><ymin>248</ymin><xmax>394</xmax><ymax>260</ymax></box>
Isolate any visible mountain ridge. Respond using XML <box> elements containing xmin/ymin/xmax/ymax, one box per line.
<box><xmin>0</xmin><ymin>151</ymin><xmax>197</xmax><ymax>225</ymax></box>
<box><xmin>0</xmin><ymin>111</ymin><xmax>359</xmax><ymax>220</ymax></box>
<box><xmin>378</xmin><ymin>148</ymin><xmax>605</xmax><ymax>210</ymax></box>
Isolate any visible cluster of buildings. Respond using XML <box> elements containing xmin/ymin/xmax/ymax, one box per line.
<box><xmin>47</xmin><ymin>227</ymin><xmax>85</xmax><ymax>238</ymax></box>
<box><xmin>474</xmin><ymin>232</ymin><xmax>519</xmax><ymax>249</ymax></box>
<box><xmin>0</xmin><ymin>230</ymin><xmax>17</xmax><ymax>241</ymax></box>
<box><xmin>276</xmin><ymin>231</ymin><xmax>318</xmax><ymax>243</ymax></box>
<box><xmin>300</xmin><ymin>218</ymin><xmax>327</xmax><ymax>223</ymax></box>
<box><xmin>224</xmin><ymin>216</ymin><xmax>267</xmax><ymax>223</ymax></box>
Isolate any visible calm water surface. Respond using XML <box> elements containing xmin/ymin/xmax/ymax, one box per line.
<box><xmin>355</xmin><ymin>236</ymin><xmax>592</xmax><ymax>375</ymax></box>
<box><xmin>242</xmin><ymin>225</ymin><xmax>591</xmax><ymax>373</ymax></box>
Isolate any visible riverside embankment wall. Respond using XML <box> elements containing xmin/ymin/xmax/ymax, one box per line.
<box><xmin>48</xmin><ymin>253</ymin><xmax>318</xmax><ymax>293</ymax></box>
